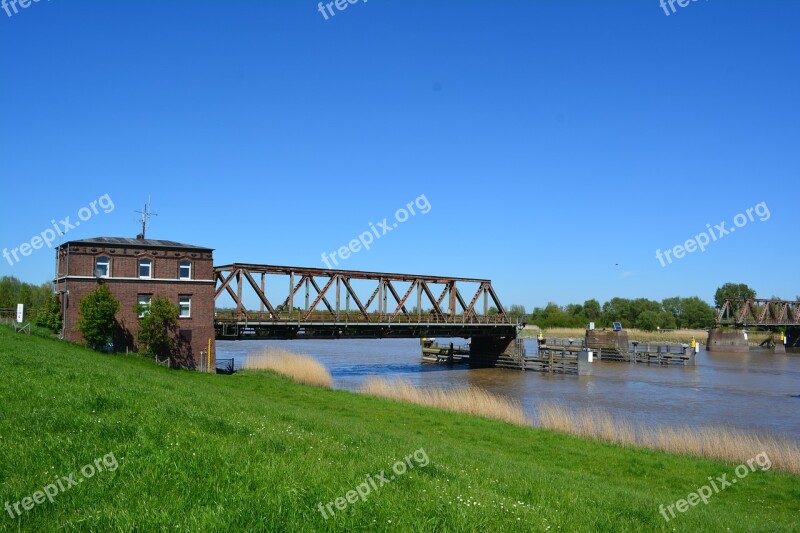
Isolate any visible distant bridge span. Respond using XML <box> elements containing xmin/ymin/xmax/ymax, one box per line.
<box><xmin>715</xmin><ymin>298</ymin><xmax>800</xmax><ymax>327</ymax></box>
<box><xmin>213</xmin><ymin>263</ymin><xmax>518</xmax><ymax>340</ymax></box>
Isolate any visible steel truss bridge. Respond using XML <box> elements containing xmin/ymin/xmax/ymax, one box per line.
<box><xmin>716</xmin><ymin>298</ymin><xmax>800</xmax><ymax>327</ymax></box>
<box><xmin>214</xmin><ymin>263</ymin><xmax>518</xmax><ymax>340</ymax></box>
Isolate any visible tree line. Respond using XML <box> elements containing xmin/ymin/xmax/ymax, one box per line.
<box><xmin>0</xmin><ymin>276</ymin><xmax>61</xmax><ymax>331</ymax></box>
<box><xmin>0</xmin><ymin>276</ymin><xmax>53</xmax><ymax>311</ymax></box>
<box><xmin>508</xmin><ymin>283</ymin><xmax>779</xmax><ymax>331</ymax></box>
<box><xmin>522</xmin><ymin>297</ymin><xmax>715</xmax><ymax>330</ymax></box>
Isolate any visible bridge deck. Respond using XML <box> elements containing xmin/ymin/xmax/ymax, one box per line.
<box><xmin>215</xmin><ymin>315</ymin><xmax>518</xmax><ymax>340</ymax></box>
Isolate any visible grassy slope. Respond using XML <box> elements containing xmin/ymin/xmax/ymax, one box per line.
<box><xmin>0</xmin><ymin>328</ymin><xmax>798</xmax><ymax>532</ymax></box>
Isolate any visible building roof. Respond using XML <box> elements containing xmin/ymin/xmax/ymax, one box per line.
<box><xmin>61</xmin><ymin>237</ymin><xmax>213</xmax><ymax>252</ymax></box>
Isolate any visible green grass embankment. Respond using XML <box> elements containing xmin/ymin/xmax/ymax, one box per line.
<box><xmin>0</xmin><ymin>327</ymin><xmax>797</xmax><ymax>531</ymax></box>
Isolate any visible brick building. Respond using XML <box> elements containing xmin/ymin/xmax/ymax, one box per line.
<box><xmin>54</xmin><ymin>237</ymin><xmax>215</xmax><ymax>368</ymax></box>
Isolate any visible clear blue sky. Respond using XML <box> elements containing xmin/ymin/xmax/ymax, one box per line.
<box><xmin>1</xmin><ymin>0</ymin><xmax>798</xmax><ymax>310</ymax></box>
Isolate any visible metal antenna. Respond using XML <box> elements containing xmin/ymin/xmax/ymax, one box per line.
<box><xmin>134</xmin><ymin>195</ymin><xmax>158</xmax><ymax>239</ymax></box>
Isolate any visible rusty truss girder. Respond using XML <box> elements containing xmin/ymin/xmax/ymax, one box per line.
<box><xmin>214</xmin><ymin>263</ymin><xmax>510</xmax><ymax>327</ymax></box>
<box><xmin>716</xmin><ymin>298</ymin><xmax>800</xmax><ymax>326</ymax></box>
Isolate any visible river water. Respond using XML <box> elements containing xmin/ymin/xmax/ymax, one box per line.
<box><xmin>216</xmin><ymin>338</ymin><xmax>800</xmax><ymax>441</ymax></box>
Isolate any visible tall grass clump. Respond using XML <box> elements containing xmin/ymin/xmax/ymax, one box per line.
<box><xmin>361</xmin><ymin>377</ymin><xmax>529</xmax><ymax>426</ymax></box>
<box><xmin>538</xmin><ymin>404</ymin><xmax>637</xmax><ymax>446</ymax></box>
<box><xmin>536</xmin><ymin>403</ymin><xmax>800</xmax><ymax>475</ymax></box>
<box><xmin>243</xmin><ymin>348</ymin><xmax>333</xmax><ymax>388</ymax></box>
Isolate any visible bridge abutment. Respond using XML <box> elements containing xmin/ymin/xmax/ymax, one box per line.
<box><xmin>585</xmin><ymin>329</ymin><xmax>629</xmax><ymax>354</ymax></box>
<box><xmin>706</xmin><ymin>328</ymin><xmax>749</xmax><ymax>352</ymax></box>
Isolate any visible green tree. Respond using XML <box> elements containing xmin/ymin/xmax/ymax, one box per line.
<box><xmin>602</xmin><ymin>298</ymin><xmax>633</xmax><ymax>328</ymax></box>
<box><xmin>565</xmin><ymin>303</ymin><xmax>583</xmax><ymax>316</ymax></box>
<box><xmin>34</xmin><ymin>294</ymin><xmax>62</xmax><ymax>333</ymax></box>
<box><xmin>635</xmin><ymin>310</ymin><xmax>660</xmax><ymax>331</ymax></box>
<box><xmin>77</xmin><ymin>284</ymin><xmax>120</xmax><ymax>350</ymax></box>
<box><xmin>583</xmin><ymin>299</ymin><xmax>601</xmax><ymax>320</ymax></box>
<box><xmin>508</xmin><ymin>304</ymin><xmax>527</xmax><ymax>318</ymax></box>
<box><xmin>681</xmin><ymin>297</ymin><xmax>715</xmax><ymax>328</ymax></box>
<box><xmin>629</xmin><ymin>298</ymin><xmax>661</xmax><ymax>324</ymax></box>
<box><xmin>714</xmin><ymin>283</ymin><xmax>756</xmax><ymax>308</ymax></box>
<box><xmin>657</xmin><ymin>312</ymin><xmax>677</xmax><ymax>329</ymax></box>
<box><xmin>662</xmin><ymin>296</ymin><xmax>683</xmax><ymax>325</ymax></box>
<box><xmin>0</xmin><ymin>276</ymin><xmax>22</xmax><ymax>308</ymax></box>
<box><xmin>137</xmin><ymin>297</ymin><xmax>180</xmax><ymax>359</ymax></box>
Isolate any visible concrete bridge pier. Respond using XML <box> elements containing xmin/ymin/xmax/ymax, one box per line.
<box><xmin>469</xmin><ymin>336</ymin><xmax>519</xmax><ymax>368</ymax></box>
<box><xmin>706</xmin><ymin>328</ymin><xmax>749</xmax><ymax>352</ymax></box>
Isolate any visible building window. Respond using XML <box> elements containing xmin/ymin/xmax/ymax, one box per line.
<box><xmin>179</xmin><ymin>260</ymin><xmax>192</xmax><ymax>280</ymax></box>
<box><xmin>137</xmin><ymin>295</ymin><xmax>152</xmax><ymax>318</ymax></box>
<box><xmin>179</xmin><ymin>296</ymin><xmax>191</xmax><ymax>318</ymax></box>
<box><xmin>139</xmin><ymin>258</ymin><xmax>152</xmax><ymax>279</ymax></box>
<box><xmin>95</xmin><ymin>256</ymin><xmax>110</xmax><ymax>278</ymax></box>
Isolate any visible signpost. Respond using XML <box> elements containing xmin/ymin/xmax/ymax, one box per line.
<box><xmin>14</xmin><ymin>303</ymin><xmax>30</xmax><ymax>334</ymax></box>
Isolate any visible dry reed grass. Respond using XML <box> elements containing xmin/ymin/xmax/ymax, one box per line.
<box><xmin>243</xmin><ymin>348</ymin><xmax>333</xmax><ymax>388</ymax></box>
<box><xmin>526</xmin><ymin>327</ymin><xmax>773</xmax><ymax>346</ymax></box>
<box><xmin>361</xmin><ymin>377</ymin><xmax>529</xmax><ymax>426</ymax></box>
<box><xmin>532</xmin><ymin>327</ymin><xmax>709</xmax><ymax>344</ymax></box>
<box><xmin>537</xmin><ymin>403</ymin><xmax>800</xmax><ymax>475</ymax></box>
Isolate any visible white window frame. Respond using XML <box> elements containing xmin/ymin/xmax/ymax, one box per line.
<box><xmin>95</xmin><ymin>256</ymin><xmax>110</xmax><ymax>278</ymax></box>
<box><xmin>139</xmin><ymin>258</ymin><xmax>153</xmax><ymax>279</ymax></box>
<box><xmin>137</xmin><ymin>295</ymin><xmax>152</xmax><ymax>318</ymax></box>
<box><xmin>179</xmin><ymin>260</ymin><xmax>192</xmax><ymax>280</ymax></box>
<box><xmin>179</xmin><ymin>296</ymin><xmax>191</xmax><ymax>318</ymax></box>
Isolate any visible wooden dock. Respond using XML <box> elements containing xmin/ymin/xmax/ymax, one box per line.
<box><xmin>421</xmin><ymin>340</ymin><xmax>470</xmax><ymax>364</ymax></box>
<box><xmin>576</xmin><ymin>337</ymin><xmax>696</xmax><ymax>366</ymax></box>
<box><xmin>422</xmin><ymin>339</ymin><xmax>592</xmax><ymax>375</ymax></box>
<box><xmin>529</xmin><ymin>344</ymin><xmax>592</xmax><ymax>375</ymax></box>
<box><xmin>419</xmin><ymin>337</ymin><xmax>695</xmax><ymax>374</ymax></box>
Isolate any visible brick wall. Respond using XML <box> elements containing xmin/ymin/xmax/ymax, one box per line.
<box><xmin>55</xmin><ymin>241</ymin><xmax>215</xmax><ymax>368</ymax></box>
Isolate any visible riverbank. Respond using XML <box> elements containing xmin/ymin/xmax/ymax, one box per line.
<box><xmin>520</xmin><ymin>326</ymin><xmax>772</xmax><ymax>346</ymax></box>
<box><xmin>1</xmin><ymin>327</ymin><xmax>797</xmax><ymax>531</ymax></box>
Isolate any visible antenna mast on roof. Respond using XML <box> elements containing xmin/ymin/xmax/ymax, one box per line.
<box><xmin>134</xmin><ymin>196</ymin><xmax>158</xmax><ymax>239</ymax></box>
